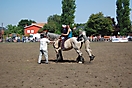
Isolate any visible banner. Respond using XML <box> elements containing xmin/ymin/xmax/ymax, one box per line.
<box><xmin>112</xmin><ymin>38</ymin><xmax>128</xmax><ymax>42</ymax></box>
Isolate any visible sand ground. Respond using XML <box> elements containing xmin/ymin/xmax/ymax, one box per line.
<box><xmin>0</xmin><ymin>42</ymin><xmax>132</xmax><ymax>88</ymax></box>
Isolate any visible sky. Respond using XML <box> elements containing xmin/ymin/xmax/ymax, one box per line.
<box><xmin>0</xmin><ymin>0</ymin><xmax>132</xmax><ymax>27</ymax></box>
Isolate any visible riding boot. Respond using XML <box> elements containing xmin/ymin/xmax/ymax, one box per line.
<box><xmin>58</xmin><ymin>39</ymin><xmax>62</xmax><ymax>47</ymax></box>
<box><xmin>61</xmin><ymin>39</ymin><xmax>65</xmax><ymax>50</ymax></box>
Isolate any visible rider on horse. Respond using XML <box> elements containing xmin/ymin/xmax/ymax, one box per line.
<box><xmin>61</xmin><ymin>25</ymin><xmax>73</xmax><ymax>50</ymax></box>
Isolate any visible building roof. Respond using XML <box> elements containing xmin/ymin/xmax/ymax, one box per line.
<box><xmin>24</xmin><ymin>23</ymin><xmax>46</xmax><ymax>28</ymax></box>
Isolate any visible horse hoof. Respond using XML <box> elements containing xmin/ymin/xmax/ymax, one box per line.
<box><xmin>89</xmin><ymin>55</ymin><xmax>95</xmax><ymax>61</ymax></box>
<box><xmin>76</xmin><ymin>56</ymin><xmax>84</xmax><ymax>63</ymax></box>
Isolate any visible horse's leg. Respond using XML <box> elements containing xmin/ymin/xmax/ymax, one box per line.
<box><xmin>85</xmin><ymin>40</ymin><xmax>95</xmax><ymax>62</ymax></box>
<box><xmin>72</xmin><ymin>42</ymin><xmax>84</xmax><ymax>63</ymax></box>
<box><xmin>58</xmin><ymin>50</ymin><xmax>63</xmax><ymax>61</ymax></box>
<box><xmin>55</xmin><ymin>49</ymin><xmax>63</xmax><ymax>62</ymax></box>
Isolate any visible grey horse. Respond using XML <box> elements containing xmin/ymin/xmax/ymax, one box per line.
<box><xmin>45</xmin><ymin>31</ymin><xmax>95</xmax><ymax>63</ymax></box>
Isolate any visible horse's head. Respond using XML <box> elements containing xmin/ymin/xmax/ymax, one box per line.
<box><xmin>43</xmin><ymin>32</ymin><xmax>61</xmax><ymax>41</ymax></box>
<box><xmin>42</xmin><ymin>32</ymin><xmax>61</xmax><ymax>49</ymax></box>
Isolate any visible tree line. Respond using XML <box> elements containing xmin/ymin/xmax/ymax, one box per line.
<box><xmin>4</xmin><ymin>0</ymin><xmax>132</xmax><ymax>37</ymax></box>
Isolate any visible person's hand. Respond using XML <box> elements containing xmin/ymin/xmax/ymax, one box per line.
<box><xmin>50</xmin><ymin>41</ymin><xmax>55</xmax><ymax>44</ymax></box>
<box><xmin>61</xmin><ymin>33</ymin><xmax>64</xmax><ymax>37</ymax></box>
<box><xmin>59</xmin><ymin>35</ymin><xmax>62</xmax><ymax>39</ymax></box>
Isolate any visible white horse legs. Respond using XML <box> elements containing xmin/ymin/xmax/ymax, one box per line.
<box><xmin>72</xmin><ymin>42</ymin><xmax>82</xmax><ymax>56</ymax></box>
<box><xmin>71</xmin><ymin>42</ymin><xmax>85</xmax><ymax>63</ymax></box>
<box><xmin>76</xmin><ymin>49</ymin><xmax>83</xmax><ymax>56</ymax></box>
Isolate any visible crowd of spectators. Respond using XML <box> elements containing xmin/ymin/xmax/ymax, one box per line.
<box><xmin>87</xmin><ymin>35</ymin><xmax>132</xmax><ymax>42</ymax></box>
<box><xmin>4</xmin><ymin>35</ymin><xmax>39</xmax><ymax>43</ymax></box>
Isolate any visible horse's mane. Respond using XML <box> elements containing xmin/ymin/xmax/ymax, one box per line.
<box><xmin>47</xmin><ymin>32</ymin><xmax>61</xmax><ymax>41</ymax></box>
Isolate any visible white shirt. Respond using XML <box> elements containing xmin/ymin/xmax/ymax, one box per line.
<box><xmin>39</xmin><ymin>38</ymin><xmax>50</xmax><ymax>50</ymax></box>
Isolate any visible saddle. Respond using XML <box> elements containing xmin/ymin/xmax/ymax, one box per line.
<box><xmin>59</xmin><ymin>37</ymin><xmax>71</xmax><ymax>50</ymax></box>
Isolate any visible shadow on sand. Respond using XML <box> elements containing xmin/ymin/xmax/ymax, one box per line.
<box><xmin>41</xmin><ymin>59</ymin><xmax>76</xmax><ymax>63</ymax></box>
<box><xmin>41</xmin><ymin>60</ymin><xmax>93</xmax><ymax>65</ymax></box>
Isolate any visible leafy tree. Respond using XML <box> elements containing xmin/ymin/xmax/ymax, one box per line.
<box><xmin>38</xmin><ymin>28</ymin><xmax>44</xmax><ymax>33</ymax></box>
<box><xmin>106</xmin><ymin>17</ymin><xmax>118</xmax><ymax>35</ymax></box>
<box><xmin>72</xmin><ymin>23</ymin><xmax>85</xmax><ymax>36</ymax></box>
<box><xmin>116</xmin><ymin>0</ymin><xmax>131</xmax><ymax>35</ymax></box>
<box><xmin>85</xmin><ymin>27</ymin><xmax>97</xmax><ymax>36</ymax></box>
<box><xmin>40</xmin><ymin>14</ymin><xmax>61</xmax><ymax>34</ymax></box>
<box><xmin>116</xmin><ymin>0</ymin><xmax>123</xmax><ymax>31</ymax></box>
<box><xmin>131</xmin><ymin>21</ymin><xmax>132</xmax><ymax>32</ymax></box>
<box><xmin>5</xmin><ymin>25</ymin><xmax>22</xmax><ymax>35</ymax></box>
<box><xmin>72</xmin><ymin>29</ymin><xmax>79</xmax><ymax>37</ymax></box>
<box><xmin>42</xmin><ymin>23</ymin><xmax>57</xmax><ymax>33</ymax></box>
<box><xmin>85</xmin><ymin>12</ymin><xmax>113</xmax><ymax>36</ymax></box>
<box><xmin>40</xmin><ymin>0</ymin><xmax>76</xmax><ymax>34</ymax></box>
<box><xmin>61</xmin><ymin>0</ymin><xmax>76</xmax><ymax>27</ymax></box>
<box><xmin>47</xmin><ymin>14</ymin><xmax>61</xmax><ymax>24</ymax></box>
<box><xmin>6</xmin><ymin>25</ymin><xmax>17</xmax><ymax>34</ymax></box>
<box><xmin>47</xmin><ymin>14</ymin><xmax>61</xmax><ymax>33</ymax></box>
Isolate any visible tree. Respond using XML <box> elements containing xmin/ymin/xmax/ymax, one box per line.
<box><xmin>17</xmin><ymin>19</ymin><xmax>36</xmax><ymax>35</ymax></box>
<box><xmin>42</xmin><ymin>22</ymin><xmax>57</xmax><ymax>33</ymax></box>
<box><xmin>47</xmin><ymin>14</ymin><xmax>61</xmax><ymax>33</ymax></box>
<box><xmin>72</xmin><ymin>23</ymin><xmax>85</xmax><ymax>36</ymax></box>
<box><xmin>5</xmin><ymin>25</ymin><xmax>22</xmax><ymax>35</ymax></box>
<box><xmin>61</xmin><ymin>0</ymin><xmax>76</xmax><ymax>27</ymax></box>
<box><xmin>85</xmin><ymin>12</ymin><xmax>113</xmax><ymax>36</ymax></box>
<box><xmin>40</xmin><ymin>14</ymin><xmax>61</xmax><ymax>34</ymax></box>
<box><xmin>116</xmin><ymin>0</ymin><xmax>131</xmax><ymax>35</ymax></box>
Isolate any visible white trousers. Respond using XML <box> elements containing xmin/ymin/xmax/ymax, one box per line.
<box><xmin>38</xmin><ymin>50</ymin><xmax>48</xmax><ymax>63</ymax></box>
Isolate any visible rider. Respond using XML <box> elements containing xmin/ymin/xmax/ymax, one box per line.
<box><xmin>62</xmin><ymin>25</ymin><xmax>72</xmax><ymax>38</ymax></box>
<box><xmin>61</xmin><ymin>25</ymin><xmax>72</xmax><ymax>50</ymax></box>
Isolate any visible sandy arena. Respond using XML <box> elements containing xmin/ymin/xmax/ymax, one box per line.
<box><xmin>0</xmin><ymin>42</ymin><xmax>132</xmax><ymax>88</ymax></box>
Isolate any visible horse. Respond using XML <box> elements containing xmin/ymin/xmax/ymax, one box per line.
<box><xmin>45</xmin><ymin>31</ymin><xmax>95</xmax><ymax>63</ymax></box>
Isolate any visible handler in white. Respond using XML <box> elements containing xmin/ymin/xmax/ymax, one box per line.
<box><xmin>38</xmin><ymin>33</ymin><xmax>54</xmax><ymax>64</ymax></box>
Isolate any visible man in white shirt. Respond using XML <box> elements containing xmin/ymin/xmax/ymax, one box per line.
<box><xmin>38</xmin><ymin>33</ymin><xmax>54</xmax><ymax>64</ymax></box>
